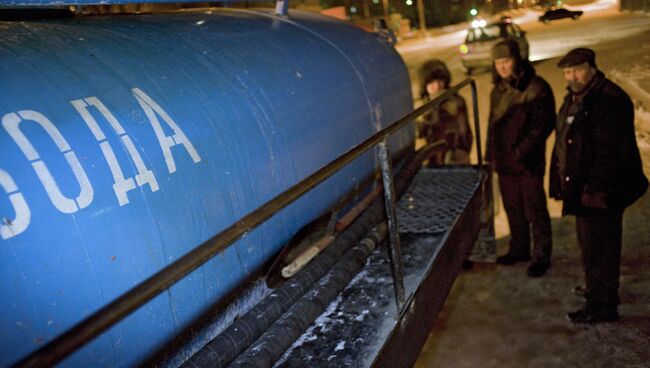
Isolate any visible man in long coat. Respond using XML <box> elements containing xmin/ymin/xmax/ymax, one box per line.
<box><xmin>487</xmin><ymin>39</ymin><xmax>555</xmax><ymax>277</ymax></box>
<box><xmin>551</xmin><ymin>48</ymin><xmax>648</xmax><ymax>323</ymax></box>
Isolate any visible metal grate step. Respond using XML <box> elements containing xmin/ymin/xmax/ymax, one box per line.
<box><xmin>397</xmin><ymin>167</ymin><xmax>480</xmax><ymax>234</ymax></box>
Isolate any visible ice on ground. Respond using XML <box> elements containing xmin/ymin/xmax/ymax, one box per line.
<box><xmin>334</xmin><ymin>341</ymin><xmax>346</xmax><ymax>351</ymax></box>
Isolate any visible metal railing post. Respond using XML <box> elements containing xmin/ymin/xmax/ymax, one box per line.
<box><xmin>378</xmin><ymin>138</ymin><xmax>405</xmax><ymax>312</ymax></box>
<box><xmin>470</xmin><ymin>80</ymin><xmax>483</xmax><ymax>168</ymax></box>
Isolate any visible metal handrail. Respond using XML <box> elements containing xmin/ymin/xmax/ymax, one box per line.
<box><xmin>16</xmin><ymin>78</ymin><xmax>480</xmax><ymax>368</ymax></box>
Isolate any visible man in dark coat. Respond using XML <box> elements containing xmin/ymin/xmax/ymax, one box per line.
<box><xmin>486</xmin><ymin>39</ymin><xmax>555</xmax><ymax>277</ymax></box>
<box><xmin>551</xmin><ymin>48</ymin><xmax>648</xmax><ymax>323</ymax></box>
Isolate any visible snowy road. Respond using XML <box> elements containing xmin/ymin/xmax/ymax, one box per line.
<box><xmin>396</xmin><ymin>1</ymin><xmax>650</xmax><ymax>92</ymax></box>
<box><xmin>525</xmin><ymin>7</ymin><xmax>650</xmax><ymax>62</ymax></box>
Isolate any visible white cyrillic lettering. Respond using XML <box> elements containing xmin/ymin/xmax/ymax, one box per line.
<box><xmin>99</xmin><ymin>141</ymin><xmax>136</xmax><ymax>206</ymax></box>
<box><xmin>71</xmin><ymin>97</ymin><xmax>158</xmax><ymax>206</ymax></box>
<box><xmin>2</xmin><ymin>111</ymin><xmax>94</xmax><ymax>214</ymax></box>
<box><xmin>0</xmin><ymin>169</ymin><xmax>30</xmax><ymax>240</ymax></box>
<box><xmin>131</xmin><ymin>87</ymin><xmax>201</xmax><ymax>173</ymax></box>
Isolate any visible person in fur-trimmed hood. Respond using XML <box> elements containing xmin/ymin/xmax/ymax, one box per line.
<box><xmin>418</xmin><ymin>59</ymin><xmax>473</xmax><ymax>166</ymax></box>
<box><xmin>486</xmin><ymin>39</ymin><xmax>556</xmax><ymax>277</ymax></box>
<box><xmin>551</xmin><ymin>47</ymin><xmax>648</xmax><ymax>324</ymax></box>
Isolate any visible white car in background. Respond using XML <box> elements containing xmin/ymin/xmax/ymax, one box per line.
<box><xmin>460</xmin><ymin>17</ymin><xmax>530</xmax><ymax>75</ymax></box>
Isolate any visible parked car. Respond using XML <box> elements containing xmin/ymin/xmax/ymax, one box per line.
<box><xmin>459</xmin><ymin>17</ymin><xmax>529</xmax><ymax>75</ymax></box>
<box><xmin>539</xmin><ymin>8</ymin><xmax>583</xmax><ymax>23</ymax></box>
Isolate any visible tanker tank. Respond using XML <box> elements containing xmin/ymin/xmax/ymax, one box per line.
<box><xmin>0</xmin><ymin>9</ymin><xmax>414</xmax><ymax>367</ymax></box>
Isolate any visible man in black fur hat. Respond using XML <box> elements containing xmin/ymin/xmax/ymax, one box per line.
<box><xmin>486</xmin><ymin>39</ymin><xmax>556</xmax><ymax>277</ymax></box>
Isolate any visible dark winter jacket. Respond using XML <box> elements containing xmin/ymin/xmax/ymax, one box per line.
<box><xmin>550</xmin><ymin>71</ymin><xmax>648</xmax><ymax>216</ymax></box>
<box><xmin>419</xmin><ymin>92</ymin><xmax>473</xmax><ymax>153</ymax></box>
<box><xmin>486</xmin><ymin>62</ymin><xmax>556</xmax><ymax>176</ymax></box>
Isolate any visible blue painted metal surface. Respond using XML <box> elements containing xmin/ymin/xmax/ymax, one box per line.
<box><xmin>0</xmin><ymin>9</ymin><xmax>414</xmax><ymax>367</ymax></box>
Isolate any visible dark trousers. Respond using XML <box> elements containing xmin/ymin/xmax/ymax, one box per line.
<box><xmin>499</xmin><ymin>174</ymin><xmax>553</xmax><ymax>262</ymax></box>
<box><xmin>576</xmin><ymin>211</ymin><xmax>623</xmax><ymax>310</ymax></box>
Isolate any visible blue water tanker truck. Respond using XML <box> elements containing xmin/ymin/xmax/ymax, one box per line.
<box><xmin>0</xmin><ymin>2</ymin><xmax>494</xmax><ymax>367</ymax></box>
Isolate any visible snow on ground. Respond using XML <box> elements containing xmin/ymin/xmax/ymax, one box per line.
<box><xmin>567</xmin><ymin>0</ymin><xmax>618</xmax><ymax>12</ymax></box>
<box><xmin>602</xmin><ymin>30</ymin><xmax>650</xmax><ymax>168</ymax></box>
